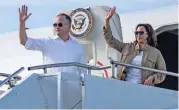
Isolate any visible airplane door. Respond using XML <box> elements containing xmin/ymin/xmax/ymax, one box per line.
<box><xmin>61</xmin><ymin>6</ymin><xmax>123</xmax><ymax>77</ymax></box>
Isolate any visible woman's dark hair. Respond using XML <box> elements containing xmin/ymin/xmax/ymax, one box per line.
<box><xmin>135</xmin><ymin>23</ymin><xmax>158</xmax><ymax>48</ymax></box>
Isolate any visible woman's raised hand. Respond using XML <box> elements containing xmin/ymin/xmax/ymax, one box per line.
<box><xmin>105</xmin><ymin>6</ymin><xmax>116</xmax><ymax>21</ymax></box>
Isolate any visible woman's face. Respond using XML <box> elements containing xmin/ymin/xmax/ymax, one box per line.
<box><xmin>135</xmin><ymin>26</ymin><xmax>148</xmax><ymax>44</ymax></box>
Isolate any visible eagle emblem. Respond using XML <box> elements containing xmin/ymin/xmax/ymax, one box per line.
<box><xmin>70</xmin><ymin>8</ymin><xmax>93</xmax><ymax>38</ymax></box>
<box><xmin>72</xmin><ymin>15</ymin><xmax>86</xmax><ymax>31</ymax></box>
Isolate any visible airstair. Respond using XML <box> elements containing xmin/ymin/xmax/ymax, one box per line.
<box><xmin>0</xmin><ymin>60</ymin><xmax>178</xmax><ymax>109</ymax></box>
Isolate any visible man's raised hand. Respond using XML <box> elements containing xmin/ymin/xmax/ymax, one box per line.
<box><xmin>19</xmin><ymin>5</ymin><xmax>32</xmax><ymax>23</ymax></box>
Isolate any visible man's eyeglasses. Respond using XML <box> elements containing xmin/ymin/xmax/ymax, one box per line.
<box><xmin>53</xmin><ymin>23</ymin><xmax>63</xmax><ymax>27</ymax></box>
<box><xmin>134</xmin><ymin>31</ymin><xmax>147</xmax><ymax>35</ymax></box>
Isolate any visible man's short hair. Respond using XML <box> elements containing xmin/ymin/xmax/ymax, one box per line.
<box><xmin>56</xmin><ymin>13</ymin><xmax>72</xmax><ymax>25</ymax></box>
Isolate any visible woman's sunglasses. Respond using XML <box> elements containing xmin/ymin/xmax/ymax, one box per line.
<box><xmin>134</xmin><ymin>31</ymin><xmax>147</xmax><ymax>35</ymax></box>
<box><xmin>53</xmin><ymin>23</ymin><xmax>63</xmax><ymax>27</ymax></box>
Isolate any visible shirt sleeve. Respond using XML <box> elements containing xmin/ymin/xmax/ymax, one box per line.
<box><xmin>25</xmin><ymin>37</ymin><xmax>46</xmax><ymax>52</ymax></box>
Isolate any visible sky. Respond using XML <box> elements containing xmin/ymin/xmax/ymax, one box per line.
<box><xmin>0</xmin><ymin>0</ymin><xmax>177</xmax><ymax>34</ymax></box>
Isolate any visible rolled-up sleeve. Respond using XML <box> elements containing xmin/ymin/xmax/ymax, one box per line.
<box><xmin>103</xmin><ymin>26</ymin><xmax>127</xmax><ymax>53</ymax></box>
<box><xmin>25</xmin><ymin>37</ymin><xmax>46</xmax><ymax>52</ymax></box>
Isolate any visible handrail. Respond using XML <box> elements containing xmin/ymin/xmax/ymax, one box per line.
<box><xmin>0</xmin><ymin>73</ymin><xmax>22</xmax><ymax>80</ymax></box>
<box><xmin>0</xmin><ymin>67</ymin><xmax>25</xmax><ymax>87</ymax></box>
<box><xmin>110</xmin><ymin>60</ymin><xmax>179</xmax><ymax>77</ymax></box>
<box><xmin>28</xmin><ymin>62</ymin><xmax>111</xmax><ymax>74</ymax></box>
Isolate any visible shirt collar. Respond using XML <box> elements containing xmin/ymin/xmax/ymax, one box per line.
<box><xmin>134</xmin><ymin>42</ymin><xmax>149</xmax><ymax>52</ymax></box>
<box><xmin>54</xmin><ymin>35</ymin><xmax>72</xmax><ymax>41</ymax></box>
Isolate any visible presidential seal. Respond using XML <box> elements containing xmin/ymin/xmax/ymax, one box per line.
<box><xmin>70</xmin><ymin>8</ymin><xmax>93</xmax><ymax>38</ymax></box>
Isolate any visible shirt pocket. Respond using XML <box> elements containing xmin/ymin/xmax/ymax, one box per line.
<box><xmin>146</xmin><ymin>57</ymin><xmax>157</xmax><ymax>69</ymax></box>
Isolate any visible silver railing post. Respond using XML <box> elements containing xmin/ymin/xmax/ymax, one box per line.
<box><xmin>43</xmin><ymin>68</ymin><xmax>47</xmax><ymax>74</ymax></box>
<box><xmin>112</xmin><ymin>64</ymin><xmax>115</xmax><ymax>78</ymax></box>
<box><xmin>110</xmin><ymin>60</ymin><xmax>116</xmax><ymax>78</ymax></box>
<box><xmin>87</xmin><ymin>69</ymin><xmax>91</xmax><ymax>75</ymax></box>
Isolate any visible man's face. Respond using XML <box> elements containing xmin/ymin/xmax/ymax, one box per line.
<box><xmin>53</xmin><ymin>15</ymin><xmax>70</xmax><ymax>35</ymax></box>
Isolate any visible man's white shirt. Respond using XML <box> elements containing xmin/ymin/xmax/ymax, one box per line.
<box><xmin>25</xmin><ymin>35</ymin><xmax>87</xmax><ymax>74</ymax></box>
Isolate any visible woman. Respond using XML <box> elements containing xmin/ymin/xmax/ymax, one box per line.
<box><xmin>103</xmin><ymin>6</ymin><xmax>166</xmax><ymax>86</ymax></box>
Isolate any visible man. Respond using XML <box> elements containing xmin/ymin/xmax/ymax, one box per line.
<box><xmin>19</xmin><ymin>5</ymin><xmax>87</xmax><ymax>74</ymax></box>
